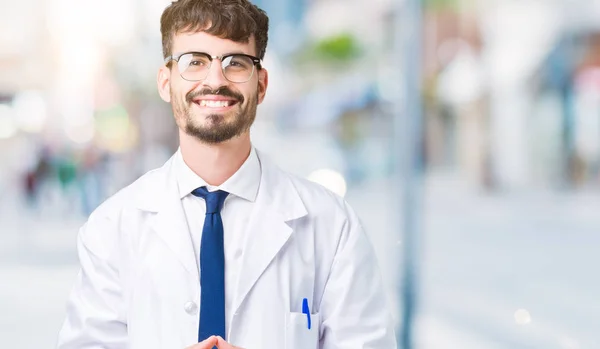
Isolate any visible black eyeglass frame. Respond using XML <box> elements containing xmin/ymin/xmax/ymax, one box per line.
<box><xmin>164</xmin><ymin>51</ymin><xmax>263</xmax><ymax>83</ymax></box>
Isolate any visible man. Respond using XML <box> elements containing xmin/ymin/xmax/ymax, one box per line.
<box><xmin>56</xmin><ymin>0</ymin><xmax>397</xmax><ymax>348</ymax></box>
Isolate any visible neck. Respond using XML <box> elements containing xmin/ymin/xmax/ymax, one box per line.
<box><xmin>179</xmin><ymin>130</ymin><xmax>251</xmax><ymax>186</ymax></box>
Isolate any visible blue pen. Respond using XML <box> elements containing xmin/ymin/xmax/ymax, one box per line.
<box><xmin>302</xmin><ymin>298</ymin><xmax>311</xmax><ymax>330</ymax></box>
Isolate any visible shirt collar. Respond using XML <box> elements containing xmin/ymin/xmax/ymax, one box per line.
<box><xmin>175</xmin><ymin>146</ymin><xmax>261</xmax><ymax>202</ymax></box>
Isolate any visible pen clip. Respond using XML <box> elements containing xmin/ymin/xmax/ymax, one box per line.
<box><xmin>302</xmin><ymin>298</ymin><xmax>311</xmax><ymax>330</ymax></box>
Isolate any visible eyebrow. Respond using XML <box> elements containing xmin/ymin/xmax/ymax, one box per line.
<box><xmin>182</xmin><ymin>50</ymin><xmax>254</xmax><ymax>57</ymax></box>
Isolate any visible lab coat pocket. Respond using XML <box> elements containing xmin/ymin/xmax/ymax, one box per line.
<box><xmin>285</xmin><ymin>312</ymin><xmax>320</xmax><ymax>349</ymax></box>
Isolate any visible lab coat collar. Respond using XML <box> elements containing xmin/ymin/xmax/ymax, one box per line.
<box><xmin>174</xmin><ymin>146</ymin><xmax>261</xmax><ymax>203</ymax></box>
<box><xmin>133</xmin><ymin>149</ymin><xmax>308</xmax><ymax>282</ymax></box>
<box><xmin>134</xmin><ymin>149</ymin><xmax>307</xmax><ymax>220</ymax></box>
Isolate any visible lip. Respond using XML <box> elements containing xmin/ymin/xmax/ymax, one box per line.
<box><xmin>192</xmin><ymin>95</ymin><xmax>239</xmax><ymax>103</ymax></box>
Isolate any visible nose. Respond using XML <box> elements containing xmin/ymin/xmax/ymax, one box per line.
<box><xmin>201</xmin><ymin>59</ymin><xmax>229</xmax><ymax>90</ymax></box>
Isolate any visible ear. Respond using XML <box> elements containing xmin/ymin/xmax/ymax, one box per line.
<box><xmin>157</xmin><ymin>65</ymin><xmax>172</xmax><ymax>103</ymax></box>
<box><xmin>257</xmin><ymin>68</ymin><xmax>268</xmax><ymax>104</ymax></box>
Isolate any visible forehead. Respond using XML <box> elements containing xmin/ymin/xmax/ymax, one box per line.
<box><xmin>172</xmin><ymin>31</ymin><xmax>257</xmax><ymax>56</ymax></box>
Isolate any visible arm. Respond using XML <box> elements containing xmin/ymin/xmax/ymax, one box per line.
<box><xmin>56</xmin><ymin>214</ymin><xmax>128</xmax><ymax>349</ymax></box>
<box><xmin>319</xmin><ymin>203</ymin><xmax>397</xmax><ymax>349</ymax></box>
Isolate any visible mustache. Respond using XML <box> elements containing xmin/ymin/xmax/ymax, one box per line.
<box><xmin>186</xmin><ymin>87</ymin><xmax>244</xmax><ymax>104</ymax></box>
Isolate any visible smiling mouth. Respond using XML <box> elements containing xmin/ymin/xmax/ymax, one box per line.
<box><xmin>193</xmin><ymin>99</ymin><xmax>238</xmax><ymax>108</ymax></box>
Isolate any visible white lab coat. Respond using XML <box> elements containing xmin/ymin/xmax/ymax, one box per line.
<box><xmin>56</xmin><ymin>150</ymin><xmax>397</xmax><ymax>349</ymax></box>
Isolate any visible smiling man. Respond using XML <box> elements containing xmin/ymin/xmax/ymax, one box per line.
<box><xmin>55</xmin><ymin>1</ymin><xmax>397</xmax><ymax>348</ymax></box>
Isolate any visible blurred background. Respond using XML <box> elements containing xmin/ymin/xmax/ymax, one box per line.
<box><xmin>1</xmin><ymin>0</ymin><xmax>599</xmax><ymax>348</ymax></box>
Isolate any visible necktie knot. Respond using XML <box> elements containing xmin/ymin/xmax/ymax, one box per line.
<box><xmin>192</xmin><ymin>186</ymin><xmax>229</xmax><ymax>213</ymax></box>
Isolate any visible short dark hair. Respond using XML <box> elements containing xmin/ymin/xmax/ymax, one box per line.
<box><xmin>160</xmin><ymin>0</ymin><xmax>269</xmax><ymax>60</ymax></box>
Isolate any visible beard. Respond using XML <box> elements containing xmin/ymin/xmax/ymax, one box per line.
<box><xmin>171</xmin><ymin>86</ymin><xmax>258</xmax><ymax>144</ymax></box>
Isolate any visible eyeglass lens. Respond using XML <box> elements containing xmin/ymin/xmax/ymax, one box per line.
<box><xmin>177</xmin><ymin>53</ymin><xmax>255</xmax><ymax>82</ymax></box>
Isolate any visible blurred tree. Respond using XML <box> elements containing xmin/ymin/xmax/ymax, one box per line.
<box><xmin>313</xmin><ymin>33</ymin><xmax>361</xmax><ymax>61</ymax></box>
<box><xmin>294</xmin><ymin>33</ymin><xmax>363</xmax><ymax>69</ymax></box>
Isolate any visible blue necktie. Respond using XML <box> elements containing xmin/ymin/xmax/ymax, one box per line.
<box><xmin>192</xmin><ymin>186</ymin><xmax>229</xmax><ymax>343</ymax></box>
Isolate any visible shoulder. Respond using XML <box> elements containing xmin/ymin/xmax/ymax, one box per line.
<box><xmin>77</xmin><ymin>160</ymin><xmax>172</xmax><ymax>256</ymax></box>
<box><xmin>87</xmin><ymin>156</ymin><xmax>173</xmax><ymax>224</ymax></box>
<box><xmin>288</xmin><ymin>174</ymin><xmax>349</xmax><ymax>211</ymax></box>
<box><xmin>258</xmin><ymin>149</ymin><xmax>357</xmax><ymax>220</ymax></box>
<box><xmin>276</xmin><ymin>168</ymin><xmax>361</xmax><ymax>229</ymax></box>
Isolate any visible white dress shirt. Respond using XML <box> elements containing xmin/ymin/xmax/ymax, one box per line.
<box><xmin>174</xmin><ymin>146</ymin><xmax>261</xmax><ymax>334</ymax></box>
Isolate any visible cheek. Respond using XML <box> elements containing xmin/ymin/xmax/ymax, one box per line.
<box><xmin>170</xmin><ymin>83</ymin><xmax>182</xmax><ymax>97</ymax></box>
<box><xmin>170</xmin><ymin>81</ymin><xmax>197</xmax><ymax>100</ymax></box>
<box><xmin>242</xmin><ymin>85</ymin><xmax>260</xmax><ymax>102</ymax></box>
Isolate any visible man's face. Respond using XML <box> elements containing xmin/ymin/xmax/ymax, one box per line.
<box><xmin>157</xmin><ymin>31</ymin><xmax>268</xmax><ymax>144</ymax></box>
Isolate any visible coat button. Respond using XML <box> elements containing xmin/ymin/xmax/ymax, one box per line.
<box><xmin>184</xmin><ymin>301</ymin><xmax>198</xmax><ymax>315</ymax></box>
<box><xmin>234</xmin><ymin>249</ymin><xmax>243</xmax><ymax>259</ymax></box>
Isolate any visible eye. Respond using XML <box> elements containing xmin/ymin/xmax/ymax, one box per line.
<box><xmin>184</xmin><ymin>53</ymin><xmax>211</xmax><ymax>67</ymax></box>
<box><xmin>224</xmin><ymin>55</ymin><xmax>252</xmax><ymax>69</ymax></box>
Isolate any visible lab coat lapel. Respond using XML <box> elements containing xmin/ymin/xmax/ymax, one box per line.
<box><xmin>152</xmin><ymin>189</ymin><xmax>199</xmax><ymax>277</ymax></box>
<box><xmin>232</xmin><ymin>208</ymin><xmax>291</xmax><ymax>315</ymax></box>
<box><xmin>231</xmin><ymin>151</ymin><xmax>308</xmax><ymax>315</ymax></box>
<box><xmin>135</xmin><ymin>155</ymin><xmax>199</xmax><ymax>279</ymax></box>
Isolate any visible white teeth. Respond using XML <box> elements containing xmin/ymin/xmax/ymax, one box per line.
<box><xmin>199</xmin><ymin>100</ymin><xmax>231</xmax><ymax>108</ymax></box>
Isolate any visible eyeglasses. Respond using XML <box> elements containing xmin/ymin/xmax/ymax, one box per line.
<box><xmin>164</xmin><ymin>52</ymin><xmax>262</xmax><ymax>83</ymax></box>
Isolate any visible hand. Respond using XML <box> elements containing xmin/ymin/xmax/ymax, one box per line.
<box><xmin>215</xmin><ymin>336</ymin><xmax>244</xmax><ymax>349</ymax></box>
<box><xmin>186</xmin><ymin>336</ymin><xmax>219</xmax><ymax>349</ymax></box>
